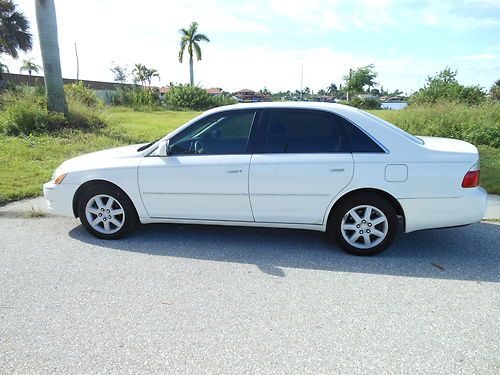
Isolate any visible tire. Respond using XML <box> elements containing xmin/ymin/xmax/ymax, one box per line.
<box><xmin>77</xmin><ymin>184</ymin><xmax>138</xmax><ymax>239</ymax></box>
<box><xmin>328</xmin><ymin>193</ymin><xmax>398</xmax><ymax>256</ymax></box>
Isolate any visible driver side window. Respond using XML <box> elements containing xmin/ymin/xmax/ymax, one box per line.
<box><xmin>169</xmin><ymin>111</ymin><xmax>256</xmax><ymax>156</ymax></box>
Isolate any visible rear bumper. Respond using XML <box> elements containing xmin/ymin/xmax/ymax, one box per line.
<box><xmin>43</xmin><ymin>181</ymin><xmax>79</xmax><ymax>217</ymax></box>
<box><xmin>400</xmin><ymin>187</ymin><xmax>488</xmax><ymax>233</ymax></box>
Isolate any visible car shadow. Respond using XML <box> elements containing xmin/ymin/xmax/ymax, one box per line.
<box><xmin>68</xmin><ymin>222</ymin><xmax>500</xmax><ymax>282</ymax></box>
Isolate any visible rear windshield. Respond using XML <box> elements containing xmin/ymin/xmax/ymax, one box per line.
<box><xmin>358</xmin><ymin>110</ymin><xmax>424</xmax><ymax>145</ymax></box>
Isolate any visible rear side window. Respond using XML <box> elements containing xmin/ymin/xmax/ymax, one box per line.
<box><xmin>259</xmin><ymin>110</ymin><xmax>349</xmax><ymax>153</ymax></box>
<box><xmin>333</xmin><ymin>115</ymin><xmax>385</xmax><ymax>153</ymax></box>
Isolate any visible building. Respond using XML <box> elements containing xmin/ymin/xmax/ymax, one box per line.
<box><xmin>0</xmin><ymin>73</ymin><xmax>131</xmax><ymax>104</ymax></box>
<box><xmin>233</xmin><ymin>89</ymin><xmax>268</xmax><ymax>102</ymax></box>
<box><xmin>206</xmin><ymin>87</ymin><xmax>222</xmax><ymax>96</ymax></box>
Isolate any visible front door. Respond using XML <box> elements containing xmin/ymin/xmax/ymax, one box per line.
<box><xmin>138</xmin><ymin>110</ymin><xmax>257</xmax><ymax>221</ymax></box>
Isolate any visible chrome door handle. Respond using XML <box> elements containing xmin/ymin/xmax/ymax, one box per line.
<box><xmin>329</xmin><ymin>168</ymin><xmax>345</xmax><ymax>172</ymax></box>
<box><xmin>226</xmin><ymin>169</ymin><xmax>242</xmax><ymax>173</ymax></box>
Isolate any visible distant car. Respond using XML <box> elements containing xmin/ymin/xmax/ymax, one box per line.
<box><xmin>44</xmin><ymin>102</ymin><xmax>487</xmax><ymax>255</ymax></box>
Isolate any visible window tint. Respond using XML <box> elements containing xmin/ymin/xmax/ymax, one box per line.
<box><xmin>333</xmin><ymin>115</ymin><xmax>385</xmax><ymax>153</ymax></box>
<box><xmin>260</xmin><ymin>110</ymin><xmax>348</xmax><ymax>153</ymax></box>
<box><xmin>169</xmin><ymin>111</ymin><xmax>255</xmax><ymax>155</ymax></box>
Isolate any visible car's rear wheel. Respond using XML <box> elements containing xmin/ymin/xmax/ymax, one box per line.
<box><xmin>329</xmin><ymin>193</ymin><xmax>398</xmax><ymax>256</ymax></box>
<box><xmin>78</xmin><ymin>184</ymin><xmax>138</xmax><ymax>239</ymax></box>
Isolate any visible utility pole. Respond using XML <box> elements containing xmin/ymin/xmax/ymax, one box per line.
<box><xmin>74</xmin><ymin>42</ymin><xmax>79</xmax><ymax>81</ymax></box>
<box><xmin>300</xmin><ymin>64</ymin><xmax>304</xmax><ymax>101</ymax></box>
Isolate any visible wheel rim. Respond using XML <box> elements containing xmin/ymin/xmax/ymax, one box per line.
<box><xmin>85</xmin><ymin>194</ymin><xmax>125</xmax><ymax>235</ymax></box>
<box><xmin>340</xmin><ymin>205</ymin><xmax>389</xmax><ymax>250</ymax></box>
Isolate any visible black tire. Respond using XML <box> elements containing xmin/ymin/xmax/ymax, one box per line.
<box><xmin>328</xmin><ymin>193</ymin><xmax>398</xmax><ymax>256</ymax></box>
<box><xmin>77</xmin><ymin>183</ymin><xmax>138</xmax><ymax>239</ymax></box>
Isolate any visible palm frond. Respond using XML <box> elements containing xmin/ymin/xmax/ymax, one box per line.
<box><xmin>193</xmin><ymin>33</ymin><xmax>210</xmax><ymax>43</ymax></box>
<box><xmin>193</xmin><ymin>42</ymin><xmax>202</xmax><ymax>61</ymax></box>
<box><xmin>178</xmin><ymin>39</ymin><xmax>188</xmax><ymax>62</ymax></box>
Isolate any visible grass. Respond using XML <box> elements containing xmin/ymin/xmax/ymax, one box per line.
<box><xmin>27</xmin><ymin>206</ymin><xmax>45</xmax><ymax>218</ymax></box>
<box><xmin>105</xmin><ymin>106</ymin><xmax>200</xmax><ymax>142</ymax></box>
<box><xmin>0</xmin><ymin>108</ymin><xmax>201</xmax><ymax>205</ymax></box>
<box><xmin>0</xmin><ymin>105</ymin><xmax>498</xmax><ymax>206</ymax></box>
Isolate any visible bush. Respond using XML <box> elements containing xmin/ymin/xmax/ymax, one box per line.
<box><xmin>112</xmin><ymin>85</ymin><xmax>161</xmax><ymax>108</ymax></box>
<box><xmin>0</xmin><ymin>86</ymin><xmax>105</xmax><ymax>135</ymax></box>
<box><xmin>409</xmin><ymin>68</ymin><xmax>486</xmax><ymax>105</ymax></box>
<box><xmin>166</xmin><ymin>84</ymin><xmax>237</xmax><ymax>111</ymax></box>
<box><xmin>165</xmin><ymin>84</ymin><xmax>212</xmax><ymax>110</ymax></box>
<box><xmin>67</xmin><ymin>99</ymin><xmax>106</xmax><ymax>131</ymax></box>
<box><xmin>338</xmin><ymin>97</ymin><xmax>381</xmax><ymax>110</ymax></box>
<box><xmin>375</xmin><ymin>101</ymin><xmax>500</xmax><ymax>148</ymax></box>
<box><xmin>64</xmin><ymin>81</ymin><xmax>101</xmax><ymax>107</ymax></box>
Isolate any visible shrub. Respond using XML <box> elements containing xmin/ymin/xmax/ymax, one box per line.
<box><xmin>409</xmin><ymin>67</ymin><xmax>486</xmax><ymax>105</ymax></box>
<box><xmin>375</xmin><ymin>101</ymin><xmax>500</xmax><ymax>148</ymax></box>
<box><xmin>166</xmin><ymin>84</ymin><xmax>212</xmax><ymax>110</ymax></box>
<box><xmin>64</xmin><ymin>81</ymin><xmax>101</xmax><ymax>107</ymax></box>
<box><xmin>0</xmin><ymin>86</ymin><xmax>106</xmax><ymax>135</ymax></box>
<box><xmin>0</xmin><ymin>98</ymin><xmax>53</xmax><ymax>135</ymax></box>
<box><xmin>165</xmin><ymin>84</ymin><xmax>237</xmax><ymax>111</ymax></box>
<box><xmin>67</xmin><ymin>99</ymin><xmax>106</xmax><ymax>131</ymax></box>
<box><xmin>112</xmin><ymin>85</ymin><xmax>161</xmax><ymax>108</ymax></box>
<box><xmin>338</xmin><ymin>97</ymin><xmax>381</xmax><ymax>110</ymax></box>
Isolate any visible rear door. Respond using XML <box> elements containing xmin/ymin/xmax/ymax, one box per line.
<box><xmin>249</xmin><ymin>109</ymin><xmax>354</xmax><ymax>225</ymax></box>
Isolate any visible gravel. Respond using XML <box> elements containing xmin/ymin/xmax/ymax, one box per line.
<box><xmin>0</xmin><ymin>213</ymin><xmax>499</xmax><ymax>374</ymax></box>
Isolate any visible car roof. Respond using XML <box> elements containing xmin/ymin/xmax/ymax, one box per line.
<box><xmin>207</xmin><ymin>101</ymin><xmax>361</xmax><ymax>115</ymax></box>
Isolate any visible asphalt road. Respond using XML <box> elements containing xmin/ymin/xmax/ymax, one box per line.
<box><xmin>1</xmin><ymin>211</ymin><xmax>499</xmax><ymax>374</ymax></box>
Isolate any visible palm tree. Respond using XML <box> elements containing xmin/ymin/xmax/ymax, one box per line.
<box><xmin>144</xmin><ymin>68</ymin><xmax>159</xmax><ymax>87</ymax></box>
<box><xmin>20</xmin><ymin>57</ymin><xmax>41</xmax><ymax>76</ymax></box>
<box><xmin>35</xmin><ymin>0</ymin><xmax>67</xmax><ymax>115</ymax></box>
<box><xmin>178</xmin><ymin>22</ymin><xmax>210</xmax><ymax>86</ymax></box>
<box><xmin>0</xmin><ymin>0</ymin><xmax>32</xmax><ymax>59</ymax></box>
<box><xmin>133</xmin><ymin>63</ymin><xmax>160</xmax><ymax>88</ymax></box>
<box><xmin>490</xmin><ymin>79</ymin><xmax>500</xmax><ymax>100</ymax></box>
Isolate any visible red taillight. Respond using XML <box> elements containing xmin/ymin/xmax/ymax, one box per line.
<box><xmin>461</xmin><ymin>170</ymin><xmax>480</xmax><ymax>188</ymax></box>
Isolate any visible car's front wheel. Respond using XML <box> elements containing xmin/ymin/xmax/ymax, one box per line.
<box><xmin>78</xmin><ymin>184</ymin><xmax>138</xmax><ymax>239</ymax></box>
<box><xmin>329</xmin><ymin>193</ymin><xmax>398</xmax><ymax>256</ymax></box>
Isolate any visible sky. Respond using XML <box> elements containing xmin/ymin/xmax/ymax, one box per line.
<box><xmin>3</xmin><ymin>0</ymin><xmax>500</xmax><ymax>94</ymax></box>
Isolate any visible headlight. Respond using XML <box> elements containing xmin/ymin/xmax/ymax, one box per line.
<box><xmin>54</xmin><ymin>173</ymin><xmax>68</xmax><ymax>185</ymax></box>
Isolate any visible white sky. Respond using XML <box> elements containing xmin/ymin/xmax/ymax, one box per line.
<box><xmin>3</xmin><ymin>0</ymin><xmax>500</xmax><ymax>94</ymax></box>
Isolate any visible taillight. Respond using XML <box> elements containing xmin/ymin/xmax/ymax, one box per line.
<box><xmin>461</xmin><ymin>170</ymin><xmax>480</xmax><ymax>188</ymax></box>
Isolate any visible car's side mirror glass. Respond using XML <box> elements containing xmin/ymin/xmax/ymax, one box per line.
<box><xmin>158</xmin><ymin>139</ymin><xmax>170</xmax><ymax>157</ymax></box>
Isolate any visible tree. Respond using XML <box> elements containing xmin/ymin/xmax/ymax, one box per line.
<box><xmin>143</xmin><ymin>68</ymin><xmax>159</xmax><ymax>87</ymax></box>
<box><xmin>132</xmin><ymin>63</ymin><xmax>159</xmax><ymax>87</ymax></box>
<box><xmin>0</xmin><ymin>0</ymin><xmax>32</xmax><ymax>59</ymax></box>
<box><xmin>326</xmin><ymin>83</ymin><xmax>338</xmax><ymax>96</ymax></box>
<box><xmin>20</xmin><ymin>57</ymin><xmax>41</xmax><ymax>75</ymax></box>
<box><xmin>0</xmin><ymin>60</ymin><xmax>8</xmax><ymax>73</ymax></box>
<box><xmin>343</xmin><ymin>64</ymin><xmax>378</xmax><ymax>97</ymax></box>
<box><xmin>35</xmin><ymin>0</ymin><xmax>67</xmax><ymax>115</ymax></box>
<box><xmin>490</xmin><ymin>79</ymin><xmax>500</xmax><ymax>100</ymax></box>
<box><xmin>178</xmin><ymin>21</ymin><xmax>210</xmax><ymax>86</ymax></box>
<box><xmin>410</xmin><ymin>67</ymin><xmax>486</xmax><ymax>105</ymax></box>
<box><xmin>110</xmin><ymin>62</ymin><xmax>128</xmax><ymax>83</ymax></box>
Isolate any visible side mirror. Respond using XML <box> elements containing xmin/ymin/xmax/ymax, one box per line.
<box><xmin>158</xmin><ymin>139</ymin><xmax>170</xmax><ymax>157</ymax></box>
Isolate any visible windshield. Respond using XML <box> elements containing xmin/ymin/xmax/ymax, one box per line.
<box><xmin>359</xmin><ymin>110</ymin><xmax>424</xmax><ymax>145</ymax></box>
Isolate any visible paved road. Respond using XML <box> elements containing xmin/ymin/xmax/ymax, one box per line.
<box><xmin>1</xmin><ymin>205</ymin><xmax>499</xmax><ymax>374</ymax></box>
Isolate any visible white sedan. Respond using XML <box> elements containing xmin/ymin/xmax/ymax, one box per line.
<box><xmin>43</xmin><ymin>102</ymin><xmax>487</xmax><ymax>255</ymax></box>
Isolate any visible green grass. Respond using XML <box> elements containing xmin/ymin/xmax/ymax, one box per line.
<box><xmin>477</xmin><ymin>146</ymin><xmax>500</xmax><ymax>194</ymax></box>
<box><xmin>105</xmin><ymin>106</ymin><xmax>200</xmax><ymax>142</ymax></box>
<box><xmin>0</xmin><ymin>106</ymin><xmax>498</xmax><ymax>205</ymax></box>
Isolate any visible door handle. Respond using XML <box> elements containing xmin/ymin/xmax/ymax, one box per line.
<box><xmin>226</xmin><ymin>169</ymin><xmax>242</xmax><ymax>173</ymax></box>
<box><xmin>329</xmin><ymin>168</ymin><xmax>345</xmax><ymax>172</ymax></box>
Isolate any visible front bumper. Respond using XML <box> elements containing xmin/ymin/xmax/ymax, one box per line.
<box><xmin>400</xmin><ymin>187</ymin><xmax>488</xmax><ymax>233</ymax></box>
<box><xmin>43</xmin><ymin>181</ymin><xmax>79</xmax><ymax>217</ymax></box>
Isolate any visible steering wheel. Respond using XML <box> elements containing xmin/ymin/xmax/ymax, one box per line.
<box><xmin>193</xmin><ymin>140</ymin><xmax>205</xmax><ymax>154</ymax></box>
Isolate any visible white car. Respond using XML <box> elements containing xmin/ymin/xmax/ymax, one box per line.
<box><xmin>43</xmin><ymin>102</ymin><xmax>487</xmax><ymax>255</ymax></box>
